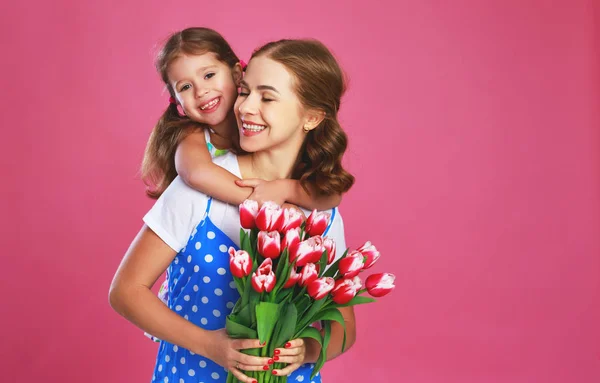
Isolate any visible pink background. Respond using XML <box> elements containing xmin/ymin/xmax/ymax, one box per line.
<box><xmin>2</xmin><ymin>0</ymin><xmax>599</xmax><ymax>382</ymax></box>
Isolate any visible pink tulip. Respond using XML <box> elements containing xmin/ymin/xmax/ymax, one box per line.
<box><xmin>257</xmin><ymin>231</ymin><xmax>281</xmax><ymax>259</ymax></box>
<box><xmin>255</xmin><ymin>201</ymin><xmax>285</xmax><ymax>232</ymax></box>
<box><xmin>299</xmin><ymin>263</ymin><xmax>319</xmax><ymax>287</ymax></box>
<box><xmin>283</xmin><ymin>267</ymin><xmax>301</xmax><ymax>289</ymax></box>
<box><xmin>251</xmin><ymin>258</ymin><xmax>276</xmax><ymax>293</ymax></box>
<box><xmin>358</xmin><ymin>241</ymin><xmax>380</xmax><ymax>269</ymax></box>
<box><xmin>281</xmin><ymin>207</ymin><xmax>304</xmax><ymax>232</ymax></box>
<box><xmin>239</xmin><ymin>200</ymin><xmax>259</xmax><ymax>230</ymax></box>
<box><xmin>338</xmin><ymin>250</ymin><xmax>365</xmax><ymax>278</ymax></box>
<box><xmin>305</xmin><ymin>210</ymin><xmax>330</xmax><ymax>237</ymax></box>
<box><xmin>291</xmin><ymin>235</ymin><xmax>325</xmax><ymax>267</ymax></box>
<box><xmin>281</xmin><ymin>227</ymin><xmax>301</xmax><ymax>253</ymax></box>
<box><xmin>307</xmin><ymin>277</ymin><xmax>335</xmax><ymax>300</ymax></box>
<box><xmin>331</xmin><ymin>276</ymin><xmax>362</xmax><ymax>304</ymax></box>
<box><xmin>365</xmin><ymin>273</ymin><xmax>395</xmax><ymax>297</ymax></box>
<box><xmin>323</xmin><ymin>237</ymin><xmax>336</xmax><ymax>265</ymax></box>
<box><xmin>229</xmin><ymin>248</ymin><xmax>252</xmax><ymax>278</ymax></box>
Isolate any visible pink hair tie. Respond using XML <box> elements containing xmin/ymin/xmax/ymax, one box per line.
<box><xmin>240</xmin><ymin>60</ymin><xmax>247</xmax><ymax>70</ymax></box>
<box><xmin>169</xmin><ymin>96</ymin><xmax>176</xmax><ymax>105</ymax></box>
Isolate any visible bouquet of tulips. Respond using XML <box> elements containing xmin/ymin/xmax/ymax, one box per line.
<box><xmin>226</xmin><ymin>201</ymin><xmax>395</xmax><ymax>383</ymax></box>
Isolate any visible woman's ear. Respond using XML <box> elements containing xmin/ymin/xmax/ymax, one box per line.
<box><xmin>302</xmin><ymin>109</ymin><xmax>326</xmax><ymax>132</ymax></box>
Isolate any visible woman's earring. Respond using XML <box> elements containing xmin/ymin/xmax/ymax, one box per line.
<box><xmin>302</xmin><ymin>126</ymin><xmax>310</xmax><ymax>133</ymax></box>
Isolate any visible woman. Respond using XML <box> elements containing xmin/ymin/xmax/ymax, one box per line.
<box><xmin>110</xmin><ymin>39</ymin><xmax>355</xmax><ymax>383</ymax></box>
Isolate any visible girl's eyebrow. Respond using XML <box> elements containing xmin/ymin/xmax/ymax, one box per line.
<box><xmin>240</xmin><ymin>80</ymin><xmax>280</xmax><ymax>94</ymax></box>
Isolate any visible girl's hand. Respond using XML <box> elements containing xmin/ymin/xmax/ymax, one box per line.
<box><xmin>236</xmin><ymin>179</ymin><xmax>289</xmax><ymax>206</ymax></box>
<box><xmin>205</xmin><ymin>329</ymin><xmax>271</xmax><ymax>383</ymax></box>
<box><xmin>271</xmin><ymin>338</ymin><xmax>307</xmax><ymax>376</ymax></box>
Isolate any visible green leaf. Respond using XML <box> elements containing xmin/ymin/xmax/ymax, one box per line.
<box><xmin>318</xmin><ymin>249</ymin><xmax>328</xmax><ymax>278</ymax></box>
<box><xmin>295</xmin><ymin>298</ymin><xmax>327</xmax><ymax>334</ymax></box>
<box><xmin>272</xmin><ymin>248</ymin><xmax>291</xmax><ymax>295</ymax></box>
<box><xmin>296</xmin><ymin>326</ymin><xmax>323</xmax><ymax>348</ymax></box>
<box><xmin>334</xmin><ymin>295</ymin><xmax>376</xmax><ymax>308</ymax></box>
<box><xmin>226</xmin><ymin>315</ymin><xmax>257</xmax><ymax>339</ymax></box>
<box><xmin>255</xmin><ymin>302</ymin><xmax>281</xmax><ymax>347</ymax></box>
<box><xmin>311</xmin><ymin>320</ymin><xmax>331</xmax><ymax>379</ymax></box>
<box><xmin>269</xmin><ymin>302</ymin><xmax>297</xmax><ymax>355</ymax></box>
<box><xmin>310</xmin><ymin>308</ymin><xmax>346</xmax><ymax>352</ymax></box>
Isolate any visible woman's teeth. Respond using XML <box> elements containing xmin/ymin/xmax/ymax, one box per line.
<box><xmin>200</xmin><ymin>98</ymin><xmax>219</xmax><ymax>110</ymax></box>
<box><xmin>242</xmin><ymin>123</ymin><xmax>266</xmax><ymax>132</ymax></box>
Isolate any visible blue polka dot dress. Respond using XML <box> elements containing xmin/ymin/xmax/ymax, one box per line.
<box><xmin>151</xmin><ymin>198</ymin><xmax>323</xmax><ymax>383</ymax></box>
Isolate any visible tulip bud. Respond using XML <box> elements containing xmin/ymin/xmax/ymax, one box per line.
<box><xmin>255</xmin><ymin>201</ymin><xmax>285</xmax><ymax>232</ymax></box>
<box><xmin>331</xmin><ymin>276</ymin><xmax>362</xmax><ymax>304</ymax></box>
<box><xmin>365</xmin><ymin>273</ymin><xmax>395</xmax><ymax>297</ymax></box>
<box><xmin>282</xmin><ymin>227</ymin><xmax>301</xmax><ymax>253</ymax></box>
<box><xmin>358</xmin><ymin>241</ymin><xmax>380</xmax><ymax>269</ymax></box>
<box><xmin>307</xmin><ymin>277</ymin><xmax>335</xmax><ymax>300</ymax></box>
<box><xmin>239</xmin><ymin>200</ymin><xmax>259</xmax><ymax>230</ymax></box>
<box><xmin>257</xmin><ymin>231</ymin><xmax>281</xmax><ymax>259</ymax></box>
<box><xmin>323</xmin><ymin>237</ymin><xmax>336</xmax><ymax>265</ymax></box>
<box><xmin>338</xmin><ymin>250</ymin><xmax>365</xmax><ymax>278</ymax></box>
<box><xmin>291</xmin><ymin>236</ymin><xmax>325</xmax><ymax>267</ymax></box>
<box><xmin>305</xmin><ymin>210</ymin><xmax>330</xmax><ymax>237</ymax></box>
<box><xmin>229</xmin><ymin>247</ymin><xmax>252</xmax><ymax>278</ymax></box>
<box><xmin>251</xmin><ymin>258</ymin><xmax>276</xmax><ymax>293</ymax></box>
<box><xmin>299</xmin><ymin>263</ymin><xmax>319</xmax><ymax>287</ymax></box>
<box><xmin>283</xmin><ymin>267</ymin><xmax>301</xmax><ymax>289</ymax></box>
<box><xmin>281</xmin><ymin>207</ymin><xmax>304</xmax><ymax>232</ymax></box>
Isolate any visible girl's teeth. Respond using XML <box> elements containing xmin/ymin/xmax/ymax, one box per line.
<box><xmin>242</xmin><ymin>123</ymin><xmax>266</xmax><ymax>132</ymax></box>
<box><xmin>201</xmin><ymin>98</ymin><xmax>219</xmax><ymax>110</ymax></box>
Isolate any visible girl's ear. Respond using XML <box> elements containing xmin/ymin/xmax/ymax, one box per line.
<box><xmin>232</xmin><ymin>63</ymin><xmax>244</xmax><ymax>87</ymax></box>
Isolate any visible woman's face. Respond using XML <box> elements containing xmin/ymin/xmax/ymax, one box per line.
<box><xmin>234</xmin><ymin>56</ymin><xmax>309</xmax><ymax>154</ymax></box>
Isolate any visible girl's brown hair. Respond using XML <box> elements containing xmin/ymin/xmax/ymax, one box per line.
<box><xmin>141</xmin><ymin>27</ymin><xmax>240</xmax><ymax>198</ymax></box>
<box><xmin>251</xmin><ymin>39</ymin><xmax>354</xmax><ymax>195</ymax></box>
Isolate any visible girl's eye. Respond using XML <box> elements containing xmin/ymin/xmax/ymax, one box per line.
<box><xmin>205</xmin><ymin>72</ymin><xmax>215</xmax><ymax>80</ymax></box>
<box><xmin>238</xmin><ymin>91</ymin><xmax>249</xmax><ymax>97</ymax></box>
<box><xmin>180</xmin><ymin>84</ymin><xmax>191</xmax><ymax>92</ymax></box>
<box><xmin>262</xmin><ymin>98</ymin><xmax>274</xmax><ymax>102</ymax></box>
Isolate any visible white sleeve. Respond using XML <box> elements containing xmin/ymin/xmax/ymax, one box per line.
<box><xmin>325</xmin><ymin>208</ymin><xmax>347</xmax><ymax>264</ymax></box>
<box><xmin>142</xmin><ymin>177</ymin><xmax>208</xmax><ymax>252</ymax></box>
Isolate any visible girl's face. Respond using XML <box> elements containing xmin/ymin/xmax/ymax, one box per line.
<box><xmin>167</xmin><ymin>52</ymin><xmax>241</xmax><ymax>128</ymax></box>
<box><xmin>235</xmin><ymin>56</ymin><xmax>311</xmax><ymax>154</ymax></box>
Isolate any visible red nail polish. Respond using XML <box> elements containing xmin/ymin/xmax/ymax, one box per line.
<box><xmin>263</xmin><ymin>365</ymin><xmax>269</xmax><ymax>371</ymax></box>
<box><xmin>252</xmin><ymin>381</ymin><xmax>257</xmax><ymax>383</ymax></box>
<box><xmin>272</xmin><ymin>370</ymin><xmax>278</xmax><ymax>375</ymax></box>
<box><xmin>268</xmin><ymin>359</ymin><xmax>274</xmax><ymax>365</ymax></box>
<box><xmin>285</xmin><ymin>342</ymin><xmax>291</xmax><ymax>348</ymax></box>
<box><xmin>274</xmin><ymin>349</ymin><xmax>281</xmax><ymax>355</ymax></box>
<box><xmin>260</xmin><ymin>341</ymin><xmax>266</xmax><ymax>346</ymax></box>
<box><xmin>273</xmin><ymin>356</ymin><xmax>279</xmax><ymax>361</ymax></box>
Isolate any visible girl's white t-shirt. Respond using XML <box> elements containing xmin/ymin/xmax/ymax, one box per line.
<box><xmin>143</xmin><ymin>152</ymin><xmax>347</xmax><ymax>258</ymax></box>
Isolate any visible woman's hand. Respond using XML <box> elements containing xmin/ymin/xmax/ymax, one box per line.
<box><xmin>270</xmin><ymin>338</ymin><xmax>308</xmax><ymax>376</ymax></box>
<box><xmin>204</xmin><ymin>329</ymin><xmax>271</xmax><ymax>383</ymax></box>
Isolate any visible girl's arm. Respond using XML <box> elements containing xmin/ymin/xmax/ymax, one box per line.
<box><xmin>175</xmin><ymin>130</ymin><xmax>252</xmax><ymax>205</ymax></box>
<box><xmin>109</xmin><ymin>226</ymin><xmax>270</xmax><ymax>382</ymax></box>
<box><xmin>236</xmin><ymin>178</ymin><xmax>343</xmax><ymax>210</ymax></box>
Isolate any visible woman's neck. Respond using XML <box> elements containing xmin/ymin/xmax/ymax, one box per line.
<box><xmin>239</xmin><ymin>138</ymin><xmax>304</xmax><ymax>181</ymax></box>
<box><xmin>207</xmin><ymin>111</ymin><xmax>237</xmax><ymax>150</ymax></box>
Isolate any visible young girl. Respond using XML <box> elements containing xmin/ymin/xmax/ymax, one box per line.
<box><xmin>110</xmin><ymin>38</ymin><xmax>356</xmax><ymax>383</ymax></box>
<box><xmin>140</xmin><ymin>28</ymin><xmax>345</xmax><ymax>336</ymax></box>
